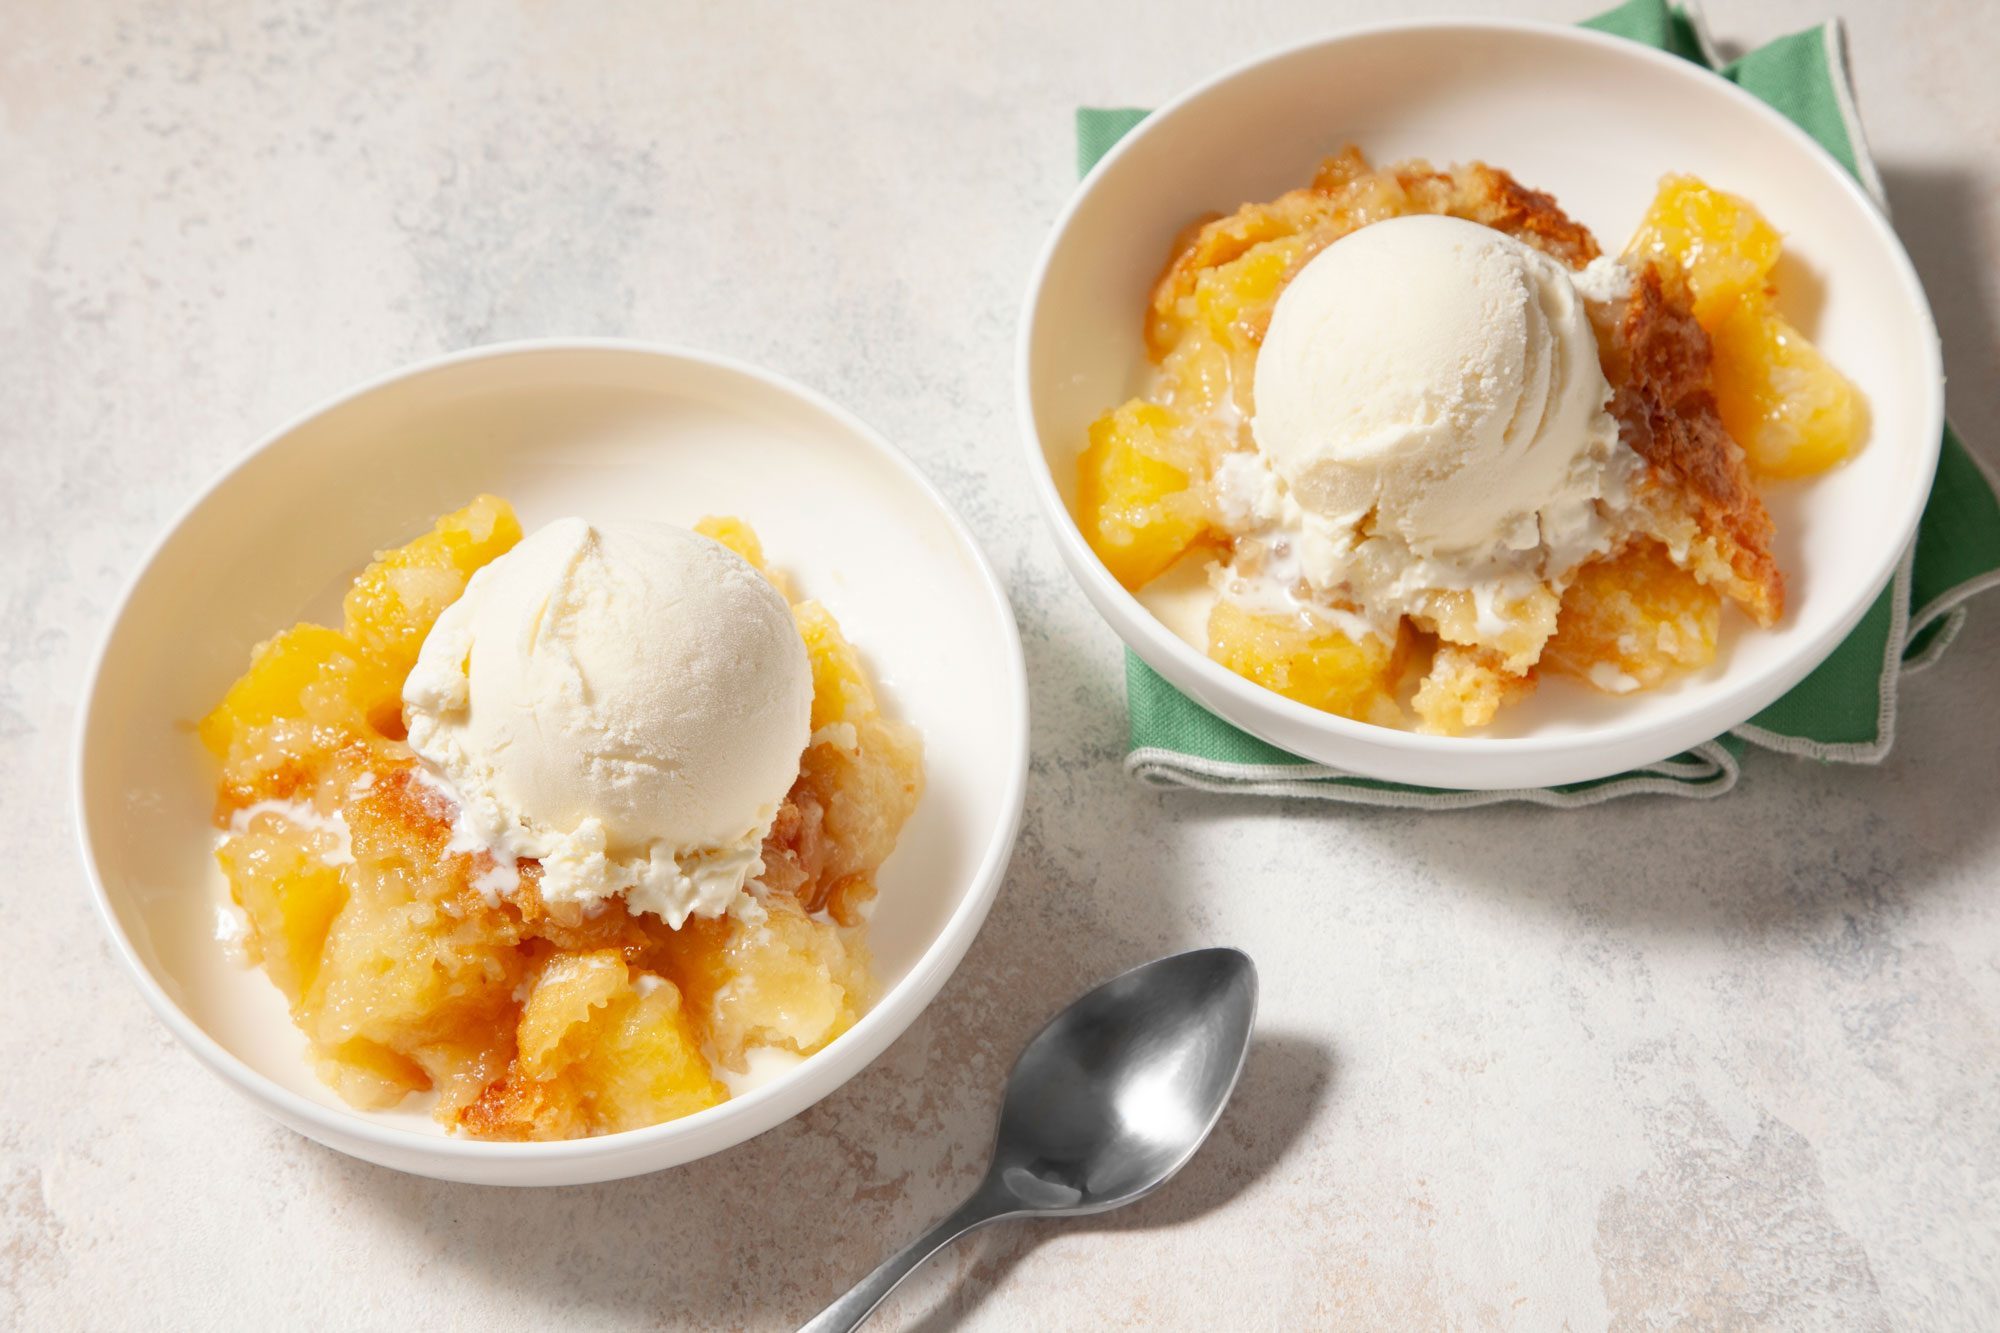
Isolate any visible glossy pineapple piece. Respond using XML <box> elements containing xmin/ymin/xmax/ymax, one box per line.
<box><xmin>522</xmin><ymin>952</ymin><xmax>726</xmax><ymax>1125</ymax></box>
<box><xmin>1076</xmin><ymin>400</ymin><xmax>1211</xmax><ymax>589</ymax></box>
<box><xmin>1207</xmin><ymin>600</ymin><xmax>1403</xmax><ymax>725</ymax></box>
<box><xmin>1625</xmin><ymin>174</ymin><xmax>1781</xmax><ymax>324</ymax></box>
<box><xmin>515</xmin><ymin>950</ymin><xmax>629</xmax><ymax>1077</ymax></box>
<box><xmin>1155</xmin><ymin>234</ymin><xmax>1315</xmax><ymax>421</ymax></box>
<box><xmin>1628</xmin><ymin>174</ymin><xmax>1864</xmax><ymax>478</ymax></box>
<box><xmin>203</xmin><ymin>497</ymin><xmax>520</xmax><ymax>795</ymax></box>
<box><xmin>1192</xmin><ymin>236</ymin><xmax>1312</xmax><ymax>352</ymax></box>
<box><xmin>216</xmin><ymin>816</ymin><xmax>348</xmax><ymax>1008</ymax></box>
<box><xmin>341</xmin><ymin>493</ymin><xmax>521</xmax><ymax>677</ymax></box>
<box><xmin>795</xmin><ymin>598</ymin><xmax>874</xmax><ymax>730</ymax></box>
<box><xmin>198</xmin><ymin>623</ymin><xmax>401</xmax><ymax>760</ymax></box>
<box><xmin>694</xmin><ymin>513</ymin><xmax>794</xmax><ymax>599</ymax></box>
<box><xmin>1082</xmin><ymin>232</ymin><xmax>1317</xmax><ymax>594</ymax></box>
<box><xmin>1708</xmin><ymin>298</ymin><xmax>1867</xmax><ymax>478</ymax></box>
<box><xmin>316</xmin><ymin>1038</ymin><xmax>432</xmax><ymax>1111</ymax></box>
<box><xmin>307</xmin><ymin>886</ymin><xmax>516</xmax><ymax>1073</ymax></box>
<box><xmin>779</xmin><ymin>599</ymin><xmax>922</xmax><ymax>924</ymax></box>
<box><xmin>567</xmin><ymin>973</ymin><xmax>726</xmax><ymax>1131</ymax></box>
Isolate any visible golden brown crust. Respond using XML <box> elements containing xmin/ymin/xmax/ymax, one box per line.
<box><xmin>1448</xmin><ymin>162</ymin><xmax>1602</xmax><ymax>269</ymax></box>
<box><xmin>1604</xmin><ymin>266</ymin><xmax>1783</xmax><ymax>625</ymax></box>
<box><xmin>455</xmin><ymin>1070</ymin><xmax>573</xmax><ymax>1141</ymax></box>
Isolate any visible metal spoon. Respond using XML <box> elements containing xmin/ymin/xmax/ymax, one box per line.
<box><xmin>801</xmin><ymin>947</ymin><xmax>1258</xmax><ymax>1332</ymax></box>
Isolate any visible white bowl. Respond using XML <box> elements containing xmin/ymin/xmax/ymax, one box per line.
<box><xmin>1018</xmin><ymin>19</ymin><xmax>1943</xmax><ymax>789</ymax></box>
<box><xmin>75</xmin><ymin>341</ymin><xmax>1028</xmax><ymax>1185</ymax></box>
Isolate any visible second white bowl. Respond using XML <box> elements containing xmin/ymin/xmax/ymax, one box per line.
<box><xmin>1018</xmin><ymin>19</ymin><xmax>1942</xmax><ymax>789</ymax></box>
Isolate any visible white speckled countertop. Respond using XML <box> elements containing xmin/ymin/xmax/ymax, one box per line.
<box><xmin>6</xmin><ymin>1</ymin><xmax>1999</xmax><ymax>1327</ymax></box>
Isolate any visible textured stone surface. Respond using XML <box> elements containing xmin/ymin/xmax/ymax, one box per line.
<box><xmin>5</xmin><ymin>0</ymin><xmax>1999</xmax><ymax>1328</ymax></box>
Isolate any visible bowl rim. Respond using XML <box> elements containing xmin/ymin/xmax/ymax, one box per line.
<box><xmin>1015</xmin><ymin>15</ymin><xmax>1945</xmax><ymax>765</ymax></box>
<box><xmin>72</xmin><ymin>337</ymin><xmax>1030</xmax><ymax>1165</ymax></box>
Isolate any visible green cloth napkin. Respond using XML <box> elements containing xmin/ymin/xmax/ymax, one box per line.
<box><xmin>1079</xmin><ymin>0</ymin><xmax>2000</xmax><ymax>807</ymax></box>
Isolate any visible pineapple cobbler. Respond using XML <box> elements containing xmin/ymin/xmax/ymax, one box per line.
<box><xmin>1075</xmin><ymin>150</ymin><xmax>1868</xmax><ymax>734</ymax></box>
<box><xmin>200</xmin><ymin>498</ymin><xmax>922</xmax><ymax>1140</ymax></box>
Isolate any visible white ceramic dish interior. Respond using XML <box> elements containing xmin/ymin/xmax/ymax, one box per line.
<box><xmin>1019</xmin><ymin>19</ymin><xmax>1943</xmax><ymax>789</ymax></box>
<box><xmin>76</xmin><ymin>341</ymin><xmax>1028</xmax><ymax>1185</ymax></box>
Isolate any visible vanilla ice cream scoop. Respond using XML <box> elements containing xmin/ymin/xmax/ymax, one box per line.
<box><xmin>1251</xmin><ymin>214</ymin><xmax>1620</xmax><ymax>559</ymax></box>
<box><xmin>403</xmin><ymin>517</ymin><xmax>810</xmax><ymax>926</ymax></box>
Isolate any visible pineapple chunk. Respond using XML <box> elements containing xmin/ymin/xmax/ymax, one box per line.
<box><xmin>1709</xmin><ymin>298</ymin><xmax>1867</xmax><ymax>478</ymax></box>
<box><xmin>203</xmin><ymin>499</ymin><xmax>519</xmax><ymax>768</ymax></box>
<box><xmin>341</xmin><ymin>494</ymin><xmax>521</xmax><ymax>677</ymax></box>
<box><xmin>795</xmin><ymin>599</ymin><xmax>879</xmax><ymax>731</ymax></box>
<box><xmin>1626</xmin><ymin>174</ymin><xmax>1864</xmax><ymax>478</ymax></box>
<box><xmin>1079</xmin><ymin>238</ymin><xmax>1312</xmax><ymax>593</ymax></box>
<box><xmin>216</xmin><ymin>822</ymin><xmax>347</xmax><ymax>1007</ymax></box>
<box><xmin>1207</xmin><ymin>600</ymin><xmax>1404</xmax><ymax>724</ymax></box>
<box><xmin>692</xmin><ymin>513</ymin><xmax>767</xmax><ymax>568</ymax></box>
<box><xmin>1076</xmin><ymin>400</ymin><xmax>1211</xmax><ymax>589</ymax></box>
<box><xmin>317</xmin><ymin>1038</ymin><xmax>431</xmax><ymax>1111</ymax></box>
<box><xmin>1149</xmin><ymin>206</ymin><xmax>1318</xmax><ymax>357</ymax></box>
<box><xmin>516</xmin><ymin>950</ymin><xmax>628</xmax><ymax>1078</ymax></box>
<box><xmin>1626</xmin><ymin>174</ymin><xmax>1781</xmax><ymax>325</ymax></box>
<box><xmin>199</xmin><ymin>624</ymin><xmax>400</xmax><ymax>756</ymax></box>
<box><xmin>1543</xmin><ymin>542</ymin><xmax>1721</xmax><ymax>692</ymax></box>
<box><xmin>1193</xmin><ymin>235</ymin><xmax>1312</xmax><ymax>355</ymax></box>
<box><xmin>800</xmin><ymin>715</ymin><xmax>923</xmax><ymax>903</ymax></box>
<box><xmin>566</xmin><ymin>974</ymin><xmax>725</xmax><ymax>1132</ymax></box>
<box><xmin>1175</xmin><ymin>235</ymin><xmax>1315</xmax><ymax>420</ymax></box>
<box><xmin>666</xmin><ymin>894</ymin><xmax>871</xmax><ymax>1071</ymax></box>
<box><xmin>694</xmin><ymin>514</ymin><xmax>793</xmax><ymax>600</ymax></box>
<box><xmin>203</xmin><ymin>498</ymin><xmax>522</xmax><ymax>803</ymax></box>
<box><xmin>461</xmin><ymin>953</ymin><xmax>724</xmax><ymax>1139</ymax></box>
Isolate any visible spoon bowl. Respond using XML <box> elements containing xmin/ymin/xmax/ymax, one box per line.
<box><xmin>803</xmin><ymin>948</ymin><xmax>1257</xmax><ymax>1331</ymax></box>
<box><xmin>987</xmin><ymin>947</ymin><xmax>1257</xmax><ymax>1215</ymax></box>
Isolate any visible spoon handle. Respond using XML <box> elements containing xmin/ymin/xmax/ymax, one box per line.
<box><xmin>799</xmin><ymin>1188</ymin><xmax>1009</xmax><ymax>1333</ymax></box>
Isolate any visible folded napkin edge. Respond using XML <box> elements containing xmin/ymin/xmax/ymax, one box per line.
<box><xmin>1125</xmin><ymin>740</ymin><xmax>1743</xmax><ymax>806</ymax></box>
